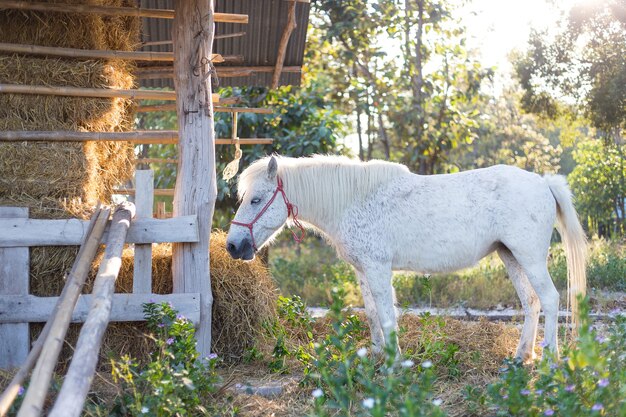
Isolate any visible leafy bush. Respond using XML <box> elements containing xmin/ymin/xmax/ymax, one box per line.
<box><xmin>477</xmin><ymin>298</ymin><xmax>626</xmax><ymax>416</ymax></box>
<box><xmin>101</xmin><ymin>302</ymin><xmax>221</xmax><ymax>417</ymax></box>
<box><xmin>306</xmin><ymin>287</ymin><xmax>446</xmax><ymax>417</ymax></box>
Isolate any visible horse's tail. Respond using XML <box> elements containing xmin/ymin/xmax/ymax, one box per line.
<box><xmin>544</xmin><ymin>174</ymin><xmax>587</xmax><ymax>335</ymax></box>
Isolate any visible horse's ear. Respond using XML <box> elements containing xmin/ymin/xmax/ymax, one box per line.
<box><xmin>267</xmin><ymin>156</ymin><xmax>278</xmax><ymax>180</ymax></box>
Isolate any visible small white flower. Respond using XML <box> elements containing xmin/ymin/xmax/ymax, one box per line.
<box><xmin>433</xmin><ymin>398</ymin><xmax>443</xmax><ymax>407</ymax></box>
<box><xmin>141</xmin><ymin>406</ymin><xmax>149</xmax><ymax>414</ymax></box>
<box><xmin>362</xmin><ymin>398</ymin><xmax>375</xmax><ymax>409</ymax></box>
<box><xmin>401</xmin><ymin>359</ymin><xmax>415</xmax><ymax>368</ymax></box>
<box><xmin>357</xmin><ymin>347</ymin><xmax>368</xmax><ymax>358</ymax></box>
<box><xmin>422</xmin><ymin>360</ymin><xmax>433</xmax><ymax>368</ymax></box>
<box><xmin>312</xmin><ymin>388</ymin><xmax>324</xmax><ymax>398</ymax></box>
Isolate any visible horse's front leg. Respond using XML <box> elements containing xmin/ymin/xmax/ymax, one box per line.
<box><xmin>356</xmin><ymin>270</ymin><xmax>385</xmax><ymax>354</ymax></box>
<box><xmin>362</xmin><ymin>262</ymin><xmax>399</xmax><ymax>355</ymax></box>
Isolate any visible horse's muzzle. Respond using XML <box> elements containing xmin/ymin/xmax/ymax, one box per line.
<box><xmin>226</xmin><ymin>238</ymin><xmax>255</xmax><ymax>261</ymax></box>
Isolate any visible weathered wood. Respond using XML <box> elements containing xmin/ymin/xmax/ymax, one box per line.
<box><xmin>135</xmin><ymin>158</ymin><xmax>178</xmax><ymax>164</ymax></box>
<box><xmin>0</xmin><ymin>293</ymin><xmax>200</xmax><ymax>325</ymax></box>
<box><xmin>156</xmin><ymin>202</ymin><xmax>167</xmax><ymax>219</ymax></box>
<box><xmin>136</xmin><ymin>65</ymin><xmax>302</xmax><ymax>80</ymax></box>
<box><xmin>137</xmin><ymin>104</ymin><xmax>273</xmax><ymax>114</ymax></box>
<box><xmin>0</xmin><ymin>131</ymin><xmax>270</xmax><ymax>144</ymax></box>
<box><xmin>0</xmin><ymin>215</ymin><xmax>198</xmax><ymax>247</ymax></box>
<box><xmin>0</xmin><ymin>42</ymin><xmax>224</xmax><ymax>63</ymax></box>
<box><xmin>171</xmin><ymin>0</ymin><xmax>216</xmax><ymax>358</ymax></box>
<box><xmin>116</xmin><ymin>188</ymin><xmax>175</xmax><ymax>196</ymax></box>
<box><xmin>0</xmin><ymin>208</ymin><xmax>29</xmax><ymax>371</ymax></box>
<box><xmin>133</xmin><ymin>171</ymin><xmax>154</xmax><ymax>294</ymax></box>
<box><xmin>0</xmin><ymin>1</ymin><xmax>249</xmax><ymax>23</ymax></box>
<box><xmin>0</xmin><ymin>84</ymin><xmax>220</xmax><ymax>102</ymax></box>
<box><xmin>272</xmin><ymin>0</ymin><xmax>298</xmax><ymax>88</ymax></box>
<box><xmin>141</xmin><ymin>31</ymin><xmax>246</xmax><ymax>48</ymax></box>
<box><xmin>49</xmin><ymin>203</ymin><xmax>135</xmax><ymax>417</ymax></box>
<box><xmin>0</xmin><ymin>206</ymin><xmax>105</xmax><ymax>417</ymax></box>
<box><xmin>15</xmin><ymin>207</ymin><xmax>109</xmax><ymax>417</ymax></box>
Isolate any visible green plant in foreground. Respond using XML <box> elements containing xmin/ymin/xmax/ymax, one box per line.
<box><xmin>483</xmin><ymin>298</ymin><xmax>626</xmax><ymax>416</ymax></box>
<box><xmin>105</xmin><ymin>302</ymin><xmax>221</xmax><ymax>417</ymax></box>
<box><xmin>306</xmin><ymin>287</ymin><xmax>446</xmax><ymax>417</ymax></box>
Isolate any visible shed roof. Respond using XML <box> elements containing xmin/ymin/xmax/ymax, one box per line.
<box><xmin>139</xmin><ymin>0</ymin><xmax>310</xmax><ymax>89</ymax></box>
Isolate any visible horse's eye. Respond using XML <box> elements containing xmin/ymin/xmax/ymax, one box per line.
<box><xmin>251</xmin><ymin>197</ymin><xmax>261</xmax><ymax>205</ymax></box>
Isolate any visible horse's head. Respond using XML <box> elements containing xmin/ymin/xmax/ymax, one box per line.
<box><xmin>226</xmin><ymin>156</ymin><xmax>289</xmax><ymax>260</ymax></box>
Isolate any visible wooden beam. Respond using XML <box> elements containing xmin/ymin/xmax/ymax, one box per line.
<box><xmin>0</xmin><ymin>131</ymin><xmax>273</xmax><ymax>144</ymax></box>
<box><xmin>133</xmin><ymin>171</ymin><xmax>154</xmax><ymax>294</ymax></box>
<box><xmin>135</xmin><ymin>158</ymin><xmax>178</xmax><ymax>164</ymax></box>
<box><xmin>171</xmin><ymin>0</ymin><xmax>216</xmax><ymax>359</ymax></box>
<box><xmin>0</xmin><ymin>208</ymin><xmax>29</xmax><ymax>371</ymax></box>
<box><xmin>0</xmin><ymin>1</ymin><xmax>248</xmax><ymax>23</ymax></box>
<box><xmin>137</xmin><ymin>104</ymin><xmax>273</xmax><ymax>114</ymax></box>
<box><xmin>49</xmin><ymin>203</ymin><xmax>135</xmax><ymax>417</ymax></box>
<box><xmin>15</xmin><ymin>208</ymin><xmax>109</xmax><ymax>417</ymax></box>
<box><xmin>116</xmin><ymin>188</ymin><xmax>175</xmax><ymax>197</ymax></box>
<box><xmin>0</xmin><ymin>215</ymin><xmax>199</xmax><ymax>247</ymax></box>
<box><xmin>0</xmin><ymin>294</ymin><xmax>200</xmax><ymax>325</ymax></box>
<box><xmin>136</xmin><ymin>65</ymin><xmax>302</xmax><ymax>80</ymax></box>
<box><xmin>0</xmin><ymin>84</ymin><xmax>221</xmax><ymax>102</ymax></box>
<box><xmin>0</xmin><ymin>42</ymin><xmax>224</xmax><ymax>63</ymax></box>
<box><xmin>273</xmin><ymin>0</ymin><xmax>298</xmax><ymax>88</ymax></box>
<box><xmin>141</xmin><ymin>31</ymin><xmax>246</xmax><ymax>48</ymax></box>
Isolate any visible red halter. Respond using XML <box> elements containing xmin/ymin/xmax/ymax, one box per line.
<box><xmin>231</xmin><ymin>176</ymin><xmax>305</xmax><ymax>251</ymax></box>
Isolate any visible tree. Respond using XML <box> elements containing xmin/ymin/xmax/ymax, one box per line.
<box><xmin>515</xmin><ymin>0</ymin><xmax>626</xmax><ymax>234</ymax></box>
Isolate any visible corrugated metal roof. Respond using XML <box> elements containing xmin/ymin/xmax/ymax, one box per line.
<box><xmin>139</xmin><ymin>0</ymin><xmax>310</xmax><ymax>89</ymax></box>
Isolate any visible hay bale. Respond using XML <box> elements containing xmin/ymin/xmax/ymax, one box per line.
<box><xmin>84</xmin><ymin>231</ymin><xmax>277</xmax><ymax>364</ymax></box>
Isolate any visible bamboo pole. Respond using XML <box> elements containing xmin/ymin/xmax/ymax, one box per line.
<box><xmin>135</xmin><ymin>158</ymin><xmax>178</xmax><ymax>164</ymax></box>
<box><xmin>141</xmin><ymin>31</ymin><xmax>246</xmax><ymax>48</ymax></box>
<box><xmin>272</xmin><ymin>0</ymin><xmax>298</xmax><ymax>88</ymax></box>
<box><xmin>10</xmin><ymin>207</ymin><xmax>109</xmax><ymax>417</ymax></box>
<box><xmin>0</xmin><ymin>1</ymin><xmax>248</xmax><ymax>23</ymax></box>
<box><xmin>136</xmin><ymin>65</ymin><xmax>302</xmax><ymax>80</ymax></box>
<box><xmin>48</xmin><ymin>203</ymin><xmax>135</xmax><ymax>417</ymax></box>
<box><xmin>115</xmin><ymin>189</ymin><xmax>175</xmax><ymax>196</ymax></box>
<box><xmin>0</xmin><ymin>131</ymin><xmax>273</xmax><ymax>144</ymax></box>
<box><xmin>0</xmin><ymin>84</ymin><xmax>219</xmax><ymax>102</ymax></box>
<box><xmin>137</xmin><ymin>104</ymin><xmax>273</xmax><ymax>114</ymax></box>
<box><xmin>0</xmin><ymin>42</ymin><xmax>225</xmax><ymax>63</ymax></box>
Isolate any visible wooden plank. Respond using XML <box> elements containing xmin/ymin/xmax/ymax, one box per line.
<box><xmin>137</xmin><ymin>104</ymin><xmax>274</xmax><ymax>114</ymax></box>
<box><xmin>0</xmin><ymin>215</ymin><xmax>199</xmax><ymax>247</ymax></box>
<box><xmin>156</xmin><ymin>202</ymin><xmax>167</xmax><ymax>219</ymax></box>
<box><xmin>115</xmin><ymin>188</ymin><xmax>175</xmax><ymax>196</ymax></box>
<box><xmin>135</xmin><ymin>158</ymin><xmax>178</xmax><ymax>164</ymax></box>
<box><xmin>0</xmin><ymin>208</ymin><xmax>29</xmax><ymax>370</ymax></box>
<box><xmin>49</xmin><ymin>203</ymin><xmax>135</xmax><ymax>417</ymax></box>
<box><xmin>136</xmin><ymin>65</ymin><xmax>302</xmax><ymax>80</ymax></box>
<box><xmin>15</xmin><ymin>207</ymin><xmax>109</xmax><ymax>417</ymax></box>
<box><xmin>133</xmin><ymin>171</ymin><xmax>154</xmax><ymax>294</ymax></box>
<box><xmin>171</xmin><ymin>0</ymin><xmax>216</xmax><ymax>359</ymax></box>
<box><xmin>0</xmin><ymin>1</ymin><xmax>249</xmax><ymax>23</ymax></box>
<box><xmin>0</xmin><ymin>131</ymin><xmax>270</xmax><ymax>144</ymax></box>
<box><xmin>273</xmin><ymin>0</ymin><xmax>298</xmax><ymax>88</ymax></box>
<box><xmin>0</xmin><ymin>42</ymin><xmax>225</xmax><ymax>63</ymax></box>
<box><xmin>0</xmin><ymin>84</ymin><xmax>220</xmax><ymax>102</ymax></box>
<box><xmin>0</xmin><ymin>293</ymin><xmax>200</xmax><ymax>325</ymax></box>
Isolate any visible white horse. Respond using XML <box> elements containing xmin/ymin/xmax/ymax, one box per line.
<box><xmin>226</xmin><ymin>155</ymin><xmax>587</xmax><ymax>361</ymax></box>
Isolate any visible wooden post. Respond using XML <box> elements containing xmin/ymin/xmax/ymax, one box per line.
<box><xmin>49</xmin><ymin>203</ymin><xmax>135</xmax><ymax>417</ymax></box>
<box><xmin>15</xmin><ymin>207</ymin><xmax>109</xmax><ymax>417</ymax></box>
<box><xmin>272</xmin><ymin>0</ymin><xmax>298</xmax><ymax>88</ymax></box>
<box><xmin>0</xmin><ymin>208</ymin><xmax>29</xmax><ymax>370</ymax></box>
<box><xmin>133</xmin><ymin>171</ymin><xmax>154</xmax><ymax>293</ymax></box>
<box><xmin>171</xmin><ymin>0</ymin><xmax>217</xmax><ymax>357</ymax></box>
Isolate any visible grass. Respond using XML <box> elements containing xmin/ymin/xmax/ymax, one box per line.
<box><xmin>269</xmin><ymin>235</ymin><xmax>626</xmax><ymax>310</ymax></box>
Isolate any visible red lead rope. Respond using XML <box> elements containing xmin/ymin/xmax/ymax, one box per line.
<box><xmin>231</xmin><ymin>177</ymin><xmax>305</xmax><ymax>251</ymax></box>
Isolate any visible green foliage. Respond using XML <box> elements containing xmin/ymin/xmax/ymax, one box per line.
<box><xmin>477</xmin><ymin>298</ymin><xmax>626</xmax><ymax>416</ymax></box>
<box><xmin>306</xmin><ymin>288</ymin><xmax>446</xmax><ymax>417</ymax></box>
<box><xmin>100</xmin><ymin>302</ymin><xmax>221</xmax><ymax>417</ymax></box>
<box><xmin>568</xmin><ymin>139</ymin><xmax>626</xmax><ymax>237</ymax></box>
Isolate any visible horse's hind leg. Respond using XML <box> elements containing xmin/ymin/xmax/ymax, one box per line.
<box><xmin>498</xmin><ymin>247</ymin><xmax>540</xmax><ymax>362</ymax></box>
<box><xmin>356</xmin><ymin>270</ymin><xmax>385</xmax><ymax>353</ymax></box>
<box><xmin>362</xmin><ymin>263</ymin><xmax>399</xmax><ymax>354</ymax></box>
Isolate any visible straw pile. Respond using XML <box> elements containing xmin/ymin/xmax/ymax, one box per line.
<box><xmin>0</xmin><ymin>0</ymin><xmax>138</xmax><ymax>304</ymax></box>
<box><xmin>93</xmin><ymin>231</ymin><xmax>277</xmax><ymax>363</ymax></box>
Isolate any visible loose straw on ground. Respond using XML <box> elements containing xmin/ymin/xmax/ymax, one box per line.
<box><xmin>1</xmin><ymin>205</ymin><xmax>109</xmax><ymax>417</ymax></box>
<box><xmin>48</xmin><ymin>203</ymin><xmax>135</xmax><ymax>417</ymax></box>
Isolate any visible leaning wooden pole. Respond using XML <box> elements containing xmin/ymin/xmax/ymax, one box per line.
<box><xmin>0</xmin><ymin>206</ymin><xmax>108</xmax><ymax>417</ymax></box>
<box><xmin>171</xmin><ymin>0</ymin><xmax>217</xmax><ymax>357</ymax></box>
<box><xmin>0</xmin><ymin>207</ymin><xmax>110</xmax><ymax>417</ymax></box>
<box><xmin>48</xmin><ymin>203</ymin><xmax>135</xmax><ymax>417</ymax></box>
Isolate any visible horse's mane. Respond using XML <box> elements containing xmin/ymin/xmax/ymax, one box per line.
<box><xmin>238</xmin><ymin>155</ymin><xmax>409</xmax><ymax>227</ymax></box>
